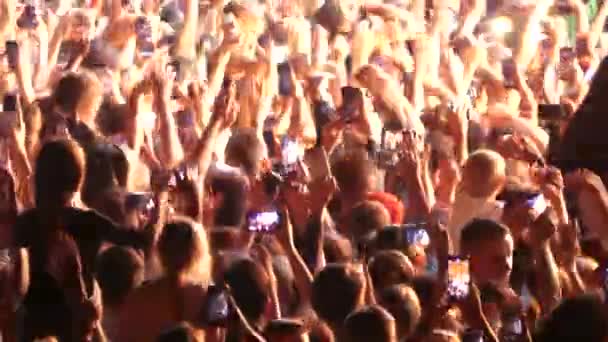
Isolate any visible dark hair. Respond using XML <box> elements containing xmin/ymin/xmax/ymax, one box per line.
<box><xmin>82</xmin><ymin>143</ymin><xmax>129</xmax><ymax>208</ymax></box>
<box><xmin>34</xmin><ymin>139</ymin><xmax>85</xmax><ymax>207</ymax></box>
<box><xmin>225</xmin><ymin>128</ymin><xmax>264</xmax><ymax>177</ymax></box>
<box><xmin>344</xmin><ymin>305</ymin><xmax>396</xmax><ymax>342</ymax></box>
<box><xmin>460</xmin><ymin>219</ymin><xmax>511</xmax><ymax>255</ymax></box>
<box><xmin>96</xmin><ymin>246</ymin><xmax>144</xmax><ymax>307</ymax></box>
<box><xmin>311</xmin><ymin>263</ymin><xmax>365</xmax><ymax>326</ymax></box>
<box><xmin>96</xmin><ymin>101</ymin><xmax>129</xmax><ymax>136</ymax></box>
<box><xmin>349</xmin><ymin>200</ymin><xmax>390</xmax><ymax>241</ymax></box>
<box><xmin>534</xmin><ymin>293</ymin><xmax>608</xmax><ymax>342</ymax></box>
<box><xmin>158</xmin><ymin>218</ymin><xmax>206</xmax><ymax>277</ymax></box>
<box><xmin>156</xmin><ymin>322</ymin><xmax>200</xmax><ymax>342</ymax></box>
<box><xmin>172</xmin><ymin>178</ymin><xmax>201</xmax><ymax>220</ymax></box>
<box><xmin>411</xmin><ymin>275</ymin><xmax>435</xmax><ymax>309</ymax></box>
<box><xmin>368</xmin><ymin>250</ymin><xmax>414</xmax><ymax>290</ymax></box>
<box><xmin>377</xmin><ymin>285</ymin><xmax>421</xmax><ymax>340</ymax></box>
<box><xmin>0</xmin><ymin>168</ymin><xmax>18</xmax><ymax>224</ymax></box>
<box><xmin>373</xmin><ymin>225</ymin><xmax>407</xmax><ymax>253</ymax></box>
<box><xmin>222</xmin><ymin>258</ymin><xmax>271</xmax><ymax>323</ymax></box>
<box><xmin>52</xmin><ymin>72</ymin><xmax>102</xmax><ymax>121</ymax></box>
<box><xmin>210</xmin><ymin>173</ymin><xmax>248</xmax><ymax>227</ymax></box>
<box><xmin>331</xmin><ymin>151</ymin><xmax>373</xmax><ymax>195</ymax></box>
<box><xmin>264</xmin><ymin>318</ymin><xmax>307</xmax><ymax>339</ymax></box>
<box><xmin>53</xmin><ymin>73</ymin><xmax>88</xmax><ymax>114</ymax></box>
<box><xmin>323</xmin><ymin>236</ymin><xmax>353</xmax><ymax>264</ymax></box>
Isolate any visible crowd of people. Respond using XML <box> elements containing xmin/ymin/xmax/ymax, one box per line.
<box><xmin>2</xmin><ymin>0</ymin><xmax>608</xmax><ymax>340</ymax></box>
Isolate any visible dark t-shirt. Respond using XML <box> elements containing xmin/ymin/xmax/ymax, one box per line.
<box><xmin>558</xmin><ymin>56</ymin><xmax>608</xmax><ymax>174</ymax></box>
<box><xmin>14</xmin><ymin>207</ymin><xmax>149</xmax><ymax>341</ymax></box>
<box><xmin>14</xmin><ymin>207</ymin><xmax>148</xmax><ymax>284</ymax></box>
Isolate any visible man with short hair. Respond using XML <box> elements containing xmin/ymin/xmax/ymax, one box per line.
<box><xmin>461</xmin><ymin>218</ymin><xmax>514</xmax><ymax>287</ymax></box>
<box><xmin>311</xmin><ymin>263</ymin><xmax>366</xmax><ymax>339</ymax></box>
<box><xmin>344</xmin><ymin>305</ymin><xmax>397</xmax><ymax>342</ymax></box>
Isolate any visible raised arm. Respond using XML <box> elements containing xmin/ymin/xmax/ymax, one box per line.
<box><xmin>588</xmin><ymin>0</ymin><xmax>608</xmax><ymax>50</ymax></box>
<box><xmin>152</xmin><ymin>68</ymin><xmax>184</xmax><ymax>169</ymax></box>
<box><xmin>172</xmin><ymin>0</ymin><xmax>198</xmax><ymax>60</ymax></box>
<box><xmin>514</xmin><ymin>0</ymin><xmax>554</xmax><ymax>69</ymax></box>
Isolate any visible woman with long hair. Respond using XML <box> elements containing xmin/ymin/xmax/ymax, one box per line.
<box><xmin>117</xmin><ymin>216</ymin><xmax>211</xmax><ymax>340</ymax></box>
<box><xmin>12</xmin><ymin>139</ymin><xmax>158</xmax><ymax>340</ymax></box>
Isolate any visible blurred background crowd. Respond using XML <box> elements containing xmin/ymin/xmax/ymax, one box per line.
<box><xmin>2</xmin><ymin>0</ymin><xmax>608</xmax><ymax>341</ymax></box>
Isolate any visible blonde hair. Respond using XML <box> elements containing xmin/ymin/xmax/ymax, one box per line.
<box><xmin>461</xmin><ymin>149</ymin><xmax>506</xmax><ymax>198</ymax></box>
<box><xmin>158</xmin><ymin>217</ymin><xmax>212</xmax><ymax>286</ymax></box>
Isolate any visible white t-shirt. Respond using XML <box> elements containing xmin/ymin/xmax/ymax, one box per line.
<box><xmin>447</xmin><ymin>190</ymin><xmax>504</xmax><ymax>254</ymax></box>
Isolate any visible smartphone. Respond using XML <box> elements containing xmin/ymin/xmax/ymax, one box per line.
<box><xmin>278</xmin><ymin>62</ymin><xmax>293</xmax><ymax>96</ymax></box>
<box><xmin>246</xmin><ymin>209</ymin><xmax>280</xmax><ymax>233</ymax></box>
<box><xmin>403</xmin><ymin>224</ymin><xmax>431</xmax><ymax>247</ymax></box>
<box><xmin>502</xmin><ymin>59</ymin><xmax>517</xmax><ymax>89</ymax></box>
<box><xmin>3</xmin><ymin>94</ymin><xmax>17</xmax><ymax>112</ymax></box>
<box><xmin>526</xmin><ymin>193</ymin><xmax>548</xmax><ymax>219</ymax></box>
<box><xmin>447</xmin><ymin>256</ymin><xmax>470</xmax><ymax>301</ymax></box>
<box><xmin>304</xmin><ymin>147</ymin><xmax>331</xmax><ymax>182</ymax></box>
<box><xmin>538</xmin><ymin>104</ymin><xmax>566</xmax><ymax>121</ymax></box>
<box><xmin>500</xmin><ymin>316</ymin><xmax>524</xmax><ymax>342</ymax></box>
<box><xmin>125</xmin><ymin>192</ymin><xmax>156</xmax><ymax>219</ymax></box>
<box><xmin>340</xmin><ymin>86</ymin><xmax>363</xmax><ymax>122</ymax></box>
<box><xmin>204</xmin><ymin>285</ymin><xmax>232</xmax><ymax>326</ymax></box>
<box><xmin>139</xmin><ymin>40</ymin><xmax>155</xmax><ymax>58</ymax></box>
<box><xmin>5</xmin><ymin>41</ymin><xmax>18</xmax><ymax>69</ymax></box>
<box><xmin>281</xmin><ymin>136</ymin><xmax>302</xmax><ymax>175</ymax></box>
<box><xmin>381</xmin><ymin>129</ymin><xmax>403</xmax><ymax>151</ymax></box>
<box><xmin>17</xmin><ymin>4</ymin><xmax>38</xmax><ymax>29</ymax></box>
<box><xmin>262</xmin><ymin>116</ymin><xmax>278</xmax><ymax>157</ymax></box>
<box><xmin>462</xmin><ymin>329</ymin><xmax>484</xmax><ymax>342</ymax></box>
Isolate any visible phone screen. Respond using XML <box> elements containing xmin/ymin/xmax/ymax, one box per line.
<box><xmin>281</xmin><ymin>137</ymin><xmax>302</xmax><ymax>175</ymax></box>
<box><xmin>526</xmin><ymin>193</ymin><xmax>547</xmax><ymax>219</ymax></box>
<box><xmin>125</xmin><ymin>192</ymin><xmax>156</xmax><ymax>219</ymax></box>
<box><xmin>403</xmin><ymin>225</ymin><xmax>430</xmax><ymax>247</ymax></box>
<box><xmin>447</xmin><ymin>256</ymin><xmax>470</xmax><ymax>301</ymax></box>
<box><xmin>501</xmin><ymin>317</ymin><xmax>523</xmax><ymax>338</ymax></box>
<box><xmin>247</xmin><ymin>210</ymin><xmax>280</xmax><ymax>233</ymax></box>
<box><xmin>5</xmin><ymin>41</ymin><xmax>17</xmax><ymax>69</ymax></box>
<box><xmin>139</xmin><ymin>40</ymin><xmax>155</xmax><ymax>58</ymax></box>
<box><xmin>278</xmin><ymin>62</ymin><xmax>293</xmax><ymax>96</ymax></box>
<box><xmin>205</xmin><ymin>285</ymin><xmax>231</xmax><ymax>326</ymax></box>
<box><xmin>381</xmin><ymin>129</ymin><xmax>403</xmax><ymax>151</ymax></box>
